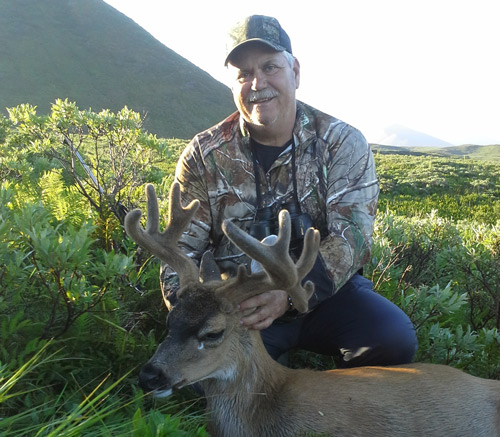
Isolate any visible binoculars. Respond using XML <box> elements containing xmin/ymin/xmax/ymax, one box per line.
<box><xmin>249</xmin><ymin>201</ymin><xmax>313</xmax><ymax>253</ymax></box>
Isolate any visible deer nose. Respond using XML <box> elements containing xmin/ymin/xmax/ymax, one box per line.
<box><xmin>139</xmin><ymin>362</ymin><xmax>169</xmax><ymax>393</ymax></box>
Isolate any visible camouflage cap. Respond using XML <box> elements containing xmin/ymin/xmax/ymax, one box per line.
<box><xmin>225</xmin><ymin>15</ymin><xmax>292</xmax><ymax>65</ymax></box>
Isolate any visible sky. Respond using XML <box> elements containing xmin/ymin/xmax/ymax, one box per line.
<box><xmin>103</xmin><ymin>0</ymin><xmax>500</xmax><ymax>146</ymax></box>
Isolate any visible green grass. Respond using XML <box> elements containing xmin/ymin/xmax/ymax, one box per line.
<box><xmin>0</xmin><ymin>342</ymin><xmax>208</xmax><ymax>436</ymax></box>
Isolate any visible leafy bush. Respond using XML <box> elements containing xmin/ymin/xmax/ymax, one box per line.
<box><xmin>0</xmin><ymin>103</ymin><xmax>193</xmax><ymax>434</ymax></box>
<box><xmin>2</xmin><ymin>100</ymin><xmax>186</xmax><ymax>250</ymax></box>
<box><xmin>0</xmin><ymin>186</ymin><xmax>132</xmax><ymax>341</ymax></box>
<box><xmin>451</xmin><ymin>222</ymin><xmax>500</xmax><ymax>331</ymax></box>
<box><xmin>368</xmin><ymin>211</ymin><xmax>500</xmax><ymax>378</ymax></box>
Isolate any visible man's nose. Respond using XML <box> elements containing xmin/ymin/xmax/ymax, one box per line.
<box><xmin>251</xmin><ymin>70</ymin><xmax>267</xmax><ymax>90</ymax></box>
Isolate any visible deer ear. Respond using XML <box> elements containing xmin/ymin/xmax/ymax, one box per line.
<box><xmin>199</xmin><ymin>251</ymin><xmax>222</xmax><ymax>283</ymax></box>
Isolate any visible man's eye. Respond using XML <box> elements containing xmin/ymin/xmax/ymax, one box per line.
<box><xmin>238</xmin><ymin>71</ymin><xmax>251</xmax><ymax>81</ymax></box>
<box><xmin>264</xmin><ymin>64</ymin><xmax>280</xmax><ymax>74</ymax></box>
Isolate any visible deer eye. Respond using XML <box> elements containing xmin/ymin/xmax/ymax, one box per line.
<box><xmin>199</xmin><ymin>330</ymin><xmax>225</xmax><ymax>343</ymax></box>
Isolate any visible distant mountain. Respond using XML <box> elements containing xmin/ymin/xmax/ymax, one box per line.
<box><xmin>371</xmin><ymin>143</ymin><xmax>500</xmax><ymax>161</ymax></box>
<box><xmin>374</xmin><ymin>124</ymin><xmax>454</xmax><ymax>148</ymax></box>
<box><xmin>0</xmin><ymin>0</ymin><xmax>235</xmax><ymax>139</ymax></box>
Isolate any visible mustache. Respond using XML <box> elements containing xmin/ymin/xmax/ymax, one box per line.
<box><xmin>247</xmin><ymin>89</ymin><xmax>279</xmax><ymax>103</ymax></box>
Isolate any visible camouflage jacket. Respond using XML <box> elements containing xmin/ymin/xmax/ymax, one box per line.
<box><xmin>163</xmin><ymin>101</ymin><xmax>379</xmax><ymax>312</ymax></box>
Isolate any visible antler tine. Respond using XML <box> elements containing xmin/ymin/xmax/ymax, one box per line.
<box><xmin>295</xmin><ymin>222</ymin><xmax>322</xmax><ymax>282</ymax></box>
<box><xmin>222</xmin><ymin>210</ymin><xmax>321</xmax><ymax>313</ymax></box>
<box><xmin>124</xmin><ymin>182</ymin><xmax>200</xmax><ymax>287</ymax></box>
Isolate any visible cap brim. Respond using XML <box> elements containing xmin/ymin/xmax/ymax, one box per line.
<box><xmin>225</xmin><ymin>38</ymin><xmax>287</xmax><ymax>65</ymax></box>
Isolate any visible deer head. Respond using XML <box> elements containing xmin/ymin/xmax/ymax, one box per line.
<box><xmin>124</xmin><ymin>183</ymin><xmax>320</xmax><ymax>396</ymax></box>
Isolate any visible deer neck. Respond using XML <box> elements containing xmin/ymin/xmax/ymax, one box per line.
<box><xmin>201</xmin><ymin>328</ymin><xmax>290</xmax><ymax>435</ymax></box>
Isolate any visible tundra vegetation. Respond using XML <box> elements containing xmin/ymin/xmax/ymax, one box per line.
<box><xmin>1</xmin><ymin>100</ymin><xmax>500</xmax><ymax>435</ymax></box>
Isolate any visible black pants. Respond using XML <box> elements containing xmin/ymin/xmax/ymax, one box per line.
<box><xmin>260</xmin><ymin>274</ymin><xmax>418</xmax><ymax>367</ymax></box>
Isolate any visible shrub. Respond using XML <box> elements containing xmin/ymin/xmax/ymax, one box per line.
<box><xmin>369</xmin><ymin>211</ymin><xmax>500</xmax><ymax>377</ymax></box>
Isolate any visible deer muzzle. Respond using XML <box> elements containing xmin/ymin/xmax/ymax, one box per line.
<box><xmin>139</xmin><ymin>361</ymin><xmax>175</xmax><ymax>397</ymax></box>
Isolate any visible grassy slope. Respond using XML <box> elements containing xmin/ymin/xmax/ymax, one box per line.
<box><xmin>0</xmin><ymin>0</ymin><xmax>235</xmax><ymax>139</ymax></box>
<box><xmin>372</xmin><ymin>143</ymin><xmax>500</xmax><ymax>161</ymax></box>
<box><xmin>428</xmin><ymin>144</ymin><xmax>500</xmax><ymax>160</ymax></box>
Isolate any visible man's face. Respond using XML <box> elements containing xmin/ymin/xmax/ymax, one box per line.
<box><xmin>227</xmin><ymin>43</ymin><xmax>300</xmax><ymax>134</ymax></box>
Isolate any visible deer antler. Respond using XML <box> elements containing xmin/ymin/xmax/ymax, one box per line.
<box><xmin>124</xmin><ymin>183</ymin><xmax>200</xmax><ymax>287</ymax></box>
<box><xmin>221</xmin><ymin>210</ymin><xmax>321</xmax><ymax>313</ymax></box>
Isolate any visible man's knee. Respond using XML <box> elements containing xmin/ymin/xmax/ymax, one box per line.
<box><xmin>341</xmin><ymin>322</ymin><xmax>418</xmax><ymax>367</ymax></box>
<box><xmin>329</xmin><ymin>274</ymin><xmax>419</xmax><ymax>367</ymax></box>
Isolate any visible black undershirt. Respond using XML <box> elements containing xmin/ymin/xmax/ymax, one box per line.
<box><xmin>251</xmin><ymin>139</ymin><xmax>292</xmax><ymax>173</ymax></box>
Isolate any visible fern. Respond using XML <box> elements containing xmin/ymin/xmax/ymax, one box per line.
<box><xmin>39</xmin><ymin>169</ymin><xmax>67</xmax><ymax>220</ymax></box>
<box><xmin>38</xmin><ymin>169</ymin><xmax>90</xmax><ymax>226</ymax></box>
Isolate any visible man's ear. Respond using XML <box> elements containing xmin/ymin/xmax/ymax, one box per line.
<box><xmin>293</xmin><ymin>57</ymin><xmax>301</xmax><ymax>89</ymax></box>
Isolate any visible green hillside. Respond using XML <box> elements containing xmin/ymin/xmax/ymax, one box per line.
<box><xmin>0</xmin><ymin>0</ymin><xmax>235</xmax><ymax>139</ymax></box>
<box><xmin>372</xmin><ymin>143</ymin><xmax>500</xmax><ymax>161</ymax></box>
<box><xmin>424</xmin><ymin>144</ymin><xmax>500</xmax><ymax>160</ymax></box>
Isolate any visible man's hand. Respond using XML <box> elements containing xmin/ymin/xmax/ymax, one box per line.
<box><xmin>239</xmin><ymin>289</ymin><xmax>289</xmax><ymax>330</ymax></box>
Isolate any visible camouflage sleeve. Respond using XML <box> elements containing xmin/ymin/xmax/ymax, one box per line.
<box><xmin>319</xmin><ymin>127</ymin><xmax>379</xmax><ymax>293</ymax></box>
<box><xmin>160</xmin><ymin>137</ymin><xmax>213</xmax><ymax>303</ymax></box>
<box><xmin>175</xmin><ymin>137</ymin><xmax>213</xmax><ymax>258</ymax></box>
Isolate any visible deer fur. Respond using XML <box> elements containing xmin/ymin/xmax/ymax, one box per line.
<box><xmin>126</xmin><ymin>183</ymin><xmax>500</xmax><ymax>437</ymax></box>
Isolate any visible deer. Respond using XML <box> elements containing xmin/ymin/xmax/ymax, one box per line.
<box><xmin>125</xmin><ymin>182</ymin><xmax>500</xmax><ymax>437</ymax></box>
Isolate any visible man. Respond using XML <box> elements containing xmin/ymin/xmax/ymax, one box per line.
<box><xmin>162</xmin><ymin>15</ymin><xmax>417</xmax><ymax>367</ymax></box>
